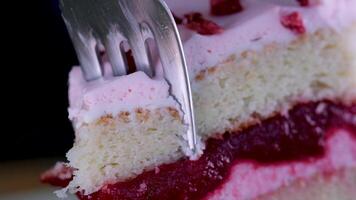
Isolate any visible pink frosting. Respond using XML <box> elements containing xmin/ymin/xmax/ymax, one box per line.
<box><xmin>68</xmin><ymin>67</ymin><xmax>179</xmax><ymax>127</ymax></box>
<box><xmin>167</xmin><ymin>0</ymin><xmax>356</xmax><ymax>75</ymax></box>
<box><xmin>68</xmin><ymin>0</ymin><xmax>356</xmax><ymax>126</ymax></box>
<box><xmin>207</xmin><ymin>129</ymin><xmax>356</xmax><ymax>199</ymax></box>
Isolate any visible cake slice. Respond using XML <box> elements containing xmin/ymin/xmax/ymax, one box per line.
<box><xmin>42</xmin><ymin>0</ymin><xmax>356</xmax><ymax>199</ymax></box>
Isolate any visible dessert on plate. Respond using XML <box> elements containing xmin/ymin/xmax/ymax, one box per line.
<box><xmin>42</xmin><ymin>0</ymin><xmax>356</xmax><ymax>199</ymax></box>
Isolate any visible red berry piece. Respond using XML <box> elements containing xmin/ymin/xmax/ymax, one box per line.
<box><xmin>184</xmin><ymin>12</ymin><xmax>223</xmax><ymax>35</ymax></box>
<box><xmin>297</xmin><ymin>0</ymin><xmax>309</xmax><ymax>6</ymax></box>
<box><xmin>125</xmin><ymin>50</ymin><xmax>137</xmax><ymax>74</ymax></box>
<box><xmin>211</xmin><ymin>0</ymin><xmax>243</xmax><ymax>16</ymax></box>
<box><xmin>40</xmin><ymin>163</ymin><xmax>73</xmax><ymax>187</ymax></box>
<box><xmin>172</xmin><ymin>13</ymin><xmax>183</xmax><ymax>25</ymax></box>
<box><xmin>281</xmin><ymin>12</ymin><xmax>306</xmax><ymax>35</ymax></box>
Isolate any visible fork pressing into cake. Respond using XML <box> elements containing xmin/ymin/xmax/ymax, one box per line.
<box><xmin>60</xmin><ymin>0</ymin><xmax>198</xmax><ymax>154</ymax></box>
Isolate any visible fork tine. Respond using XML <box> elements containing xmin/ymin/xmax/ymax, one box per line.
<box><xmin>118</xmin><ymin>0</ymin><xmax>153</xmax><ymax>78</ymax></box>
<box><xmin>128</xmin><ymin>37</ymin><xmax>153</xmax><ymax>77</ymax></box>
<box><xmin>60</xmin><ymin>0</ymin><xmax>102</xmax><ymax>81</ymax></box>
<box><xmin>70</xmin><ymin>32</ymin><xmax>102</xmax><ymax>81</ymax></box>
<box><xmin>155</xmin><ymin>0</ymin><xmax>198</xmax><ymax>154</ymax></box>
<box><xmin>152</xmin><ymin>3</ymin><xmax>198</xmax><ymax>155</ymax></box>
<box><xmin>105</xmin><ymin>33</ymin><xmax>128</xmax><ymax>76</ymax></box>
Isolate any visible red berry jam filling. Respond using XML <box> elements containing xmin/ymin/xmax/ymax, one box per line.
<box><xmin>43</xmin><ymin>100</ymin><xmax>356</xmax><ymax>200</ymax></box>
<box><xmin>281</xmin><ymin>12</ymin><xmax>306</xmax><ymax>35</ymax></box>
<box><xmin>210</xmin><ymin>0</ymin><xmax>244</xmax><ymax>16</ymax></box>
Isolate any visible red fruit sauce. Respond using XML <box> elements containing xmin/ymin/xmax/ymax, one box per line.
<box><xmin>43</xmin><ymin>100</ymin><xmax>356</xmax><ymax>200</ymax></box>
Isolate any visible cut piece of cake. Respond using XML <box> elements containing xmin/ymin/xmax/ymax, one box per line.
<box><xmin>42</xmin><ymin>0</ymin><xmax>356</xmax><ymax>199</ymax></box>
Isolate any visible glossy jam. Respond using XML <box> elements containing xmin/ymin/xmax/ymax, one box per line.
<box><xmin>42</xmin><ymin>101</ymin><xmax>356</xmax><ymax>200</ymax></box>
<box><xmin>76</xmin><ymin>101</ymin><xmax>356</xmax><ymax>200</ymax></box>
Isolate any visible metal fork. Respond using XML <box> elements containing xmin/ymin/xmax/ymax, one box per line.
<box><xmin>60</xmin><ymin>0</ymin><xmax>198</xmax><ymax>154</ymax></box>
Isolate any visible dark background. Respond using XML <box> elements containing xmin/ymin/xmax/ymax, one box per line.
<box><xmin>1</xmin><ymin>0</ymin><xmax>76</xmax><ymax>161</ymax></box>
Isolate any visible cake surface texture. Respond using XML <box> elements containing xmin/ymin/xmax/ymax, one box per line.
<box><xmin>42</xmin><ymin>0</ymin><xmax>356</xmax><ymax>199</ymax></box>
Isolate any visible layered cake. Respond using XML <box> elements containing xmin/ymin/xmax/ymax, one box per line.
<box><xmin>42</xmin><ymin>0</ymin><xmax>356</xmax><ymax>199</ymax></box>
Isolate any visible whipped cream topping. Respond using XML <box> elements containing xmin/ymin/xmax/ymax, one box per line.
<box><xmin>69</xmin><ymin>0</ymin><xmax>356</xmax><ymax>127</ymax></box>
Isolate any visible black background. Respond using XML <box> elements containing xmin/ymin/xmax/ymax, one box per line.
<box><xmin>1</xmin><ymin>0</ymin><xmax>76</xmax><ymax>161</ymax></box>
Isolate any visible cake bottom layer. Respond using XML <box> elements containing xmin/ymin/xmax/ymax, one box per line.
<box><xmin>206</xmin><ymin>130</ymin><xmax>356</xmax><ymax>200</ymax></box>
<box><xmin>42</xmin><ymin>100</ymin><xmax>356</xmax><ymax>199</ymax></box>
<box><xmin>257</xmin><ymin>168</ymin><xmax>356</xmax><ymax>200</ymax></box>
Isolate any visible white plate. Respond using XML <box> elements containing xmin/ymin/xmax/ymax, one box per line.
<box><xmin>0</xmin><ymin>188</ymin><xmax>76</xmax><ymax>200</ymax></box>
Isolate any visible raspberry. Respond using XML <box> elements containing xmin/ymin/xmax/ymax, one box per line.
<box><xmin>172</xmin><ymin>13</ymin><xmax>183</xmax><ymax>25</ymax></box>
<box><xmin>125</xmin><ymin>50</ymin><xmax>137</xmax><ymax>74</ymax></box>
<box><xmin>281</xmin><ymin>12</ymin><xmax>306</xmax><ymax>35</ymax></box>
<box><xmin>297</xmin><ymin>0</ymin><xmax>309</xmax><ymax>6</ymax></box>
<box><xmin>211</xmin><ymin>0</ymin><xmax>243</xmax><ymax>16</ymax></box>
<box><xmin>184</xmin><ymin>12</ymin><xmax>223</xmax><ymax>35</ymax></box>
<box><xmin>40</xmin><ymin>163</ymin><xmax>73</xmax><ymax>187</ymax></box>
